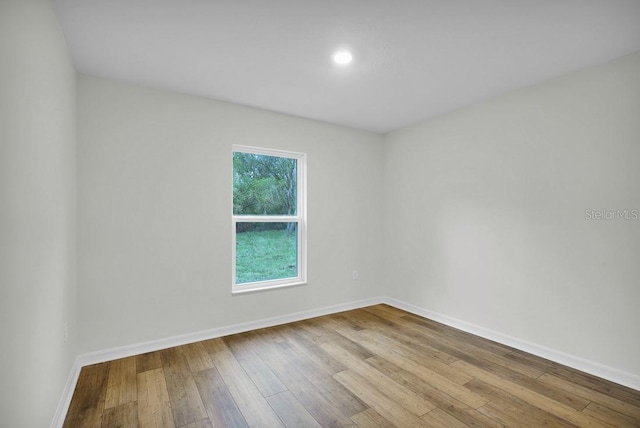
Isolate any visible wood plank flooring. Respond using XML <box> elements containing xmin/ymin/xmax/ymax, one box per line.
<box><xmin>63</xmin><ymin>305</ymin><xmax>640</xmax><ymax>427</ymax></box>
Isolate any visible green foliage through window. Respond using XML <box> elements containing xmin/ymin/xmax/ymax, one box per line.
<box><xmin>233</xmin><ymin>152</ymin><xmax>297</xmax><ymax>217</ymax></box>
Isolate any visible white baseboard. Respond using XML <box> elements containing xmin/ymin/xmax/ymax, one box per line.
<box><xmin>76</xmin><ymin>296</ymin><xmax>385</xmax><ymax>367</ymax></box>
<box><xmin>52</xmin><ymin>294</ymin><xmax>640</xmax><ymax>427</ymax></box>
<box><xmin>383</xmin><ymin>296</ymin><xmax>640</xmax><ymax>392</ymax></box>
<box><xmin>50</xmin><ymin>357</ymin><xmax>82</xmax><ymax>428</ymax></box>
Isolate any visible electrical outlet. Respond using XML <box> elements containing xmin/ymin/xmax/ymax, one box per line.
<box><xmin>352</xmin><ymin>270</ymin><xmax>359</xmax><ymax>280</ymax></box>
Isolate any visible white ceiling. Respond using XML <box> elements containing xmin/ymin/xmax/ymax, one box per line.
<box><xmin>52</xmin><ymin>0</ymin><xmax>640</xmax><ymax>134</ymax></box>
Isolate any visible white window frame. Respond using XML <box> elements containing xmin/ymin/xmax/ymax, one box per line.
<box><xmin>232</xmin><ymin>145</ymin><xmax>307</xmax><ymax>293</ymax></box>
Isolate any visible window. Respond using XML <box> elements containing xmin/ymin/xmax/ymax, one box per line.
<box><xmin>232</xmin><ymin>145</ymin><xmax>307</xmax><ymax>293</ymax></box>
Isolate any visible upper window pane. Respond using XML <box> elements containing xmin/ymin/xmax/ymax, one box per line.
<box><xmin>233</xmin><ymin>152</ymin><xmax>297</xmax><ymax>216</ymax></box>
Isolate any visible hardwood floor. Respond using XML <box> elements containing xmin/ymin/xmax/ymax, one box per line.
<box><xmin>63</xmin><ymin>305</ymin><xmax>640</xmax><ymax>427</ymax></box>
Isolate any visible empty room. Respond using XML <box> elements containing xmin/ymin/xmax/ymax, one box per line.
<box><xmin>1</xmin><ymin>0</ymin><xmax>639</xmax><ymax>427</ymax></box>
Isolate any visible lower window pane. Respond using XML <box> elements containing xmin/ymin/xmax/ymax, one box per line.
<box><xmin>235</xmin><ymin>222</ymin><xmax>298</xmax><ymax>284</ymax></box>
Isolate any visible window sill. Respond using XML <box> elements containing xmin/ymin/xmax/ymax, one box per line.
<box><xmin>232</xmin><ymin>280</ymin><xmax>307</xmax><ymax>295</ymax></box>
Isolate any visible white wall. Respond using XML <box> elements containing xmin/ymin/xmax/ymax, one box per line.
<box><xmin>77</xmin><ymin>75</ymin><xmax>384</xmax><ymax>353</ymax></box>
<box><xmin>383</xmin><ymin>52</ymin><xmax>640</xmax><ymax>377</ymax></box>
<box><xmin>0</xmin><ymin>1</ymin><xmax>77</xmax><ymax>426</ymax></box>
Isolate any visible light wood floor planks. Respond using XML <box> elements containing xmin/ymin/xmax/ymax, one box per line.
<box><xmin>63</xmin><ymin>305</ymin><xmax>640</xmax><ymax>427</ymax></box>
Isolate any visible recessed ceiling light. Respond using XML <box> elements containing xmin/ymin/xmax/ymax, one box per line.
<box><xmin>332</xmin><ymin>50</ymin><xmax>353</xmax><ymax>65</ymax></box>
